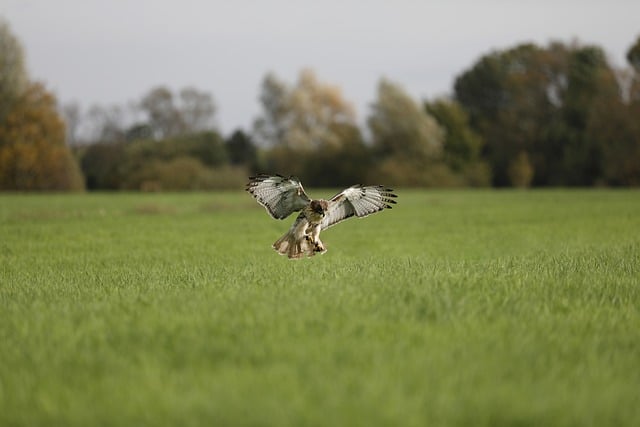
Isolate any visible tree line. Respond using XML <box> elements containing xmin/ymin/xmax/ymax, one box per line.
<box><xmin>1</xmin><ymin>18</ymin><xmax>639</xmax><ymax>191</ymax></box>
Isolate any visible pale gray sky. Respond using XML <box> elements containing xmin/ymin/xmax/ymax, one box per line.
<box><xmin>3</xmin><ymin>0</ymin><xmax>639</xmax><ymax>134</ymax></box>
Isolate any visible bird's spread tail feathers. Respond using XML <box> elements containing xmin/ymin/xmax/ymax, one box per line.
<box><xmin>272</xmin><ymin>230</ymin><xmax>316</xmax><ymax>259</ymax></box>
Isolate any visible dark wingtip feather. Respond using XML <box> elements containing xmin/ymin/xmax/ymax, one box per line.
<box><xmin>247</xmin><ymin>173</ymin><xmax>282</xmax><ymax>191</ymax></box>
<box><xmin>248</xmin><ymin>173</ymin><xmax>283</xmax><ymax>181</ymax></box>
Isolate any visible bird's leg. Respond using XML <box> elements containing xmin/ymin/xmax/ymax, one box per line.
<box><xmin>304</xmin><ymin>231</ymin><xmax>314</xmax><ymax>243</ymax></box>
<box><xmin>308</xmin><ymin>224</ymin><xmax>325</xmax><ymax>253</ymax></box>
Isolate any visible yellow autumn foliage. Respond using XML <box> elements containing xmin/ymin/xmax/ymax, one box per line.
<box><xmin>0</xmin><ymin>83</ymin><xmax>84</xmax><ymax>191</ymax></box>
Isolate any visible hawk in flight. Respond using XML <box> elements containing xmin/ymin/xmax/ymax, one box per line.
<box><xmin>246</xmin><ymin>174</ymin><xmax>397</xmax><ymax>259</ymax></box>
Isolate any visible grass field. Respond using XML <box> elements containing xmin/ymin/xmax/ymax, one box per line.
<box><xmin>1</xmin><ymin>189</ymin><xmax>639</xmax><ymax>426</ymax></box>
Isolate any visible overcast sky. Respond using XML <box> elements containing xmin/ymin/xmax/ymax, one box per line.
<box><xmin>3</xmin><ymin>0</ymin><xmax>639</xmax><ymax>134</ymax></box>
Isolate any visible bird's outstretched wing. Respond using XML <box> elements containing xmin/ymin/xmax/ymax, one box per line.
<box><xmin>322</xmin><ymin>185</ymin><xmax>397</xmax><ymax>229</ymax></box>
<box><xmin>246</xmin><ymin>174</ymin><xmax>311</xmax><ymax>219</ymax></box>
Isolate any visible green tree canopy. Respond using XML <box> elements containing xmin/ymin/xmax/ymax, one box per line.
<box><xmin>454</xmin><ymin>41</ymin><xmax>625</xmax><ymax>186</ymax></box>
<box><xmin>425</xmin><ymin>98</ymin><xmax>490</xmax><ymax>186</ymax></box>
<box><xmin>454</xmin><ymin>43</ymin><xmax>560</xmax><ymax>185</ymax></box>
<box><xmin>424</xmin><ymin>98</ymin><xmax>484</xmax><ymax>170</ymax></box>
<box><xmin>226</xmin><ymin>129</ymin><xmax>257</xmax><ymax>168</ymax></box>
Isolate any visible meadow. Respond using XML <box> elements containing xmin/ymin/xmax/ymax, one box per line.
<box><xmin>1</xmin><ymin>189</ymin><xmax>639</xmax><ymax>426</ymax></box>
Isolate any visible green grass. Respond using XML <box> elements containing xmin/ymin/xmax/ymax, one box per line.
<box><xmin>1</xmin><ymin>189</ymin><xmax>639</xmax><ymax>426</ymax></box>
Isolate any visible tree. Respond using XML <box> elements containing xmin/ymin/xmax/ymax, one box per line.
<box><xmin>253</xmin><ymin>72</ymin><xmax>289</xmax><ymax>147</ymax></box>
<box><xmin>425</xmin><ymin>98</ymin><xmax>483</xmax><ymax>170</ymax></box>
<box><xmin>226</xmin><ymin>129</ymin><xmax>257</xmax><ymax>168</ymax></box>
<box><xmin>300</xmin><ymin>123</ymin><xmax>371</xmax><ymax>187</ymax></box>
<box><xmin>140</xmin><ymin>86</ymin><xmax>184</xmax><ymax>139</ymax></box>
<box><xmin>627</xmin><ymin>35</ymin><xmax>640</xmax><ymax>73</ymax></box>
<box><xmin>125</xmin><ymin>122</ymin><xmax>153</xmax><ymax>142</ymax></box>
<box><xmin>253</xmin><ymin>69</ymin><xmax>357</xmax><ymax>150</ymax></box>
<box><xmin>0</xmin><ymin>22</ymin><xmax>83</xmax><ymax>191</ymax></box>
<box><xmin>85</xmin><ymin>104</ymin><xmax>127</xmax><ymax>143</ymax></box>
<box><xmin>253</xmin><ymin>69</ymin><xmax>367</xmax><ymax>185</ymax></box>
<box><xmin>369</xmin><ymin>79</ymin><xmax>443</xmax><ymax>159</ymax></box>
<box><xmin>584</xmin><ymin>36</ymin><xmax>640</xmax><ymax>186</ymax></box>
<box><xmin>0</xmin><ymin>19</ymin><xmax>28</xmax><ymax>125</ymax></box>
<box><xmin>286</xmin><ymin>69</ymin><xmax>356</xmax><ymax>150</ymax></box>
<box><xmin>560</xmin><ymin>45</ymin><xmax>620</xmax><ymax>185</ymax></box>
<box><xmin>139</xmin><ymin>86</ymin><xmax>217</xmax><ymax>139</ymax></box>
<box><xmin>626</xmin><ymin>35</ymin><xmax>640</xmax><ymax>106</ymax></box>
<box><xmin>424</xmin><ymin>98</ymin><xmax>490</xmax><ymax>186</ymax></box>
<box><xmin>79</xmin><ymin>142</ymin><xmax>126</xmax><ymax>189</ymax></box>
<box><xmin>178</xmin><ymin>131</ymin><xmax>228</xmax><ymax>167</ymax></box>
<box><xmin>454</xmin><ymin>41</ymin><xmax>624</xmax><ymax>186</ymax></box>
<box><xmin>454</xmin><ymin>43</ymin><xmax>561</xmax><ymax>185</ymax></box>
<box><xmin>588</xmin><ymin>98</ymin><xmax>640</xmax><ymax>185</ymax></box>
<box><xmin>367</xmin><ymin>79</ymin><xmax>448</xmax><ymax>186</ymax></box>
<box><xmin>0</xmin><ymin>83</ymin><xmax>84</xmax><ymax>190</ymax></box>
<box><xmin>179</xmin><ymin>87</ymin><xmax>216</xmax><ymax>133</ymax></box>
<box><xmin>60</xmin><ymin>102</ymin><xmax>82</xmax><ymax>145</ymax></box>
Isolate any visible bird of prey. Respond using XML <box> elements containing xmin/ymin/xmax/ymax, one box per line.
<box><xmin>246</xmin><ymin>174</ymin><xmax>397</xmax><ymax>259</ymax></box>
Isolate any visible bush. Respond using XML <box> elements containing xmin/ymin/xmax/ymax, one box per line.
<box><xmin>122</xmin><ymin>156</ymin><xmax>247</xmax><ymax>191</ymax></box>
<box><xmin>369</xmin><ymin>156</ymin><xmax>461</xmax><ymax>187</ymax></box>
<box><xmin>78</xmin><ymin>142</ymin><xmax>126</xmax><ymax>190</ymax></box>
<box><xmin>508</xmin><ymin>151</ymin><xmax>534</xmax><ymax>188</ymax></box>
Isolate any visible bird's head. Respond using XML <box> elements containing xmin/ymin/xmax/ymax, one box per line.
<box><xmin>310</xmin><ymin>200</ymin><xmax>328</xmax><ymax>217</ymax></box>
